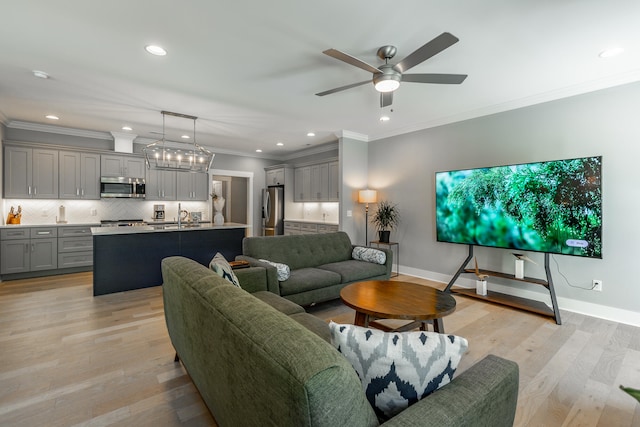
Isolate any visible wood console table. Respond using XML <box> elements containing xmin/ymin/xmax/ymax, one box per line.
<box><xmin>444</xmin><ymin>245</ymin><xmax>561</xmax><ymax>325</ymax></box>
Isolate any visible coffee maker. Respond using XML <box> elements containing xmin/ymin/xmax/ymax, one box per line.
<box><xmin>153</xmin><ymin>204</ymin><xmax>165</xmax><ymax>220</ymax></box>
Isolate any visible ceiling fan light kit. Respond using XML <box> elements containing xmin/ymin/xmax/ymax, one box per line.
<box><xmin>317</xmin><ymin>32</ymin><xmax>468</xmax><ymax>107</ymax></box>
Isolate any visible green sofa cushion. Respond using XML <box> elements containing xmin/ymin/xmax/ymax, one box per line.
<box><xmin>318</xmin><ymin>260</ymin><xmax>388</xmax><ymax>283</ymax></box>
<box><xmin>279</xmin><ymin>268</ymin><xmax>342</xmax><ymax>296</ymax></box>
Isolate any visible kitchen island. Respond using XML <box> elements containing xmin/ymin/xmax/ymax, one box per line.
<box><xmin>92</xmin><ymin>223</ymin><xmax>249</xmax><ymax>296</ymax></box>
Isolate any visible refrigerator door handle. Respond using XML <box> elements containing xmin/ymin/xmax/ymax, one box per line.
<box><xmin>263</xmin><ymin>190</ymin><xmax>271</xmax><ymax>223</ymax></box>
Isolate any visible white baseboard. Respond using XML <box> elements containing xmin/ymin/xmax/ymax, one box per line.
<box><xmin>399</xmin><ymin>265</ymin><xmax>640</xmax><ymax>327</ymax></box>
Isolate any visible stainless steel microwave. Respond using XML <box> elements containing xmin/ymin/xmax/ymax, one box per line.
<box><xmin>100</xmin><ymin>177</ymin><xmax>146</xmax><ymax>198</ymax></box>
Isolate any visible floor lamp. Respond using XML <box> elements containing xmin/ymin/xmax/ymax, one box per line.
<box><xmin>358</xmin><ymin>189</ymin><xmax>378</xmax><ymax>246</ymax></box>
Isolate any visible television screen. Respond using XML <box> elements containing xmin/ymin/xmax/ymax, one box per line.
<box><xmin>435</xmin><ymin>156</ymin><xmax>602</xmax><ymax>258</ymax></box>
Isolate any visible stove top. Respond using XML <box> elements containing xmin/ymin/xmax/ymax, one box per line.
<box><xmin>100</xmin><ymin>219</ymin><xmax>146</xmax><ymax>227</ymax></box>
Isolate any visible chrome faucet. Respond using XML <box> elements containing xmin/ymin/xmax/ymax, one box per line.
<box><xmin>178</xmin><ymin>203</ymin><xmax>189</xmax><ymax>228</ymax></box>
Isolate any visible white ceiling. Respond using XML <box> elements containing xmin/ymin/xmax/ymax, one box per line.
<box><xmin>1</xmin><ymin>1</ymin><xmax>639</xmax><ymax>159</ymax></box>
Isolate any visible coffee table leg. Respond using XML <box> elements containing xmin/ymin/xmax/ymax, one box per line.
<box><xmin>433</xmin><ymin>318</ymin><xmax>444</xmax><ymax>333</ymax></box>
<box><xmin>354</xmin><ymin>311</ymin><xmax>368</xmax><ymax>327</ymax></box>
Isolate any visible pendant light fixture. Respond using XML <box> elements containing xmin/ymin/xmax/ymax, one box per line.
<box><xmin>143</xmin><ymin>111</ymin><xmax>215</xmax><ymax>173</ymax></box>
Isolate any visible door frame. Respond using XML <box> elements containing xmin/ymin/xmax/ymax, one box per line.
<box><xmin>210</xmin><ymin>169</ymin><xmax>254</xmax><ymax>236</ymax></box>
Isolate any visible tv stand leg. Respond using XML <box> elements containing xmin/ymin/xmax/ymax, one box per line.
<box><xmin>444</xmin><ymin>245</ymin><xmax>473</xmax><ymax>293</ymax></box>
<box><xmin>545</xmin><ymin>253</ymin><xmax>562</xmax><ymax>325</ymax></box>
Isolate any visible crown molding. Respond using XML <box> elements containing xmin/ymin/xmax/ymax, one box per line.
<box><xmin>283</xmin><ymin>141</ymin><xmax>339</xmax><ymax>161</ymax></box>
<box><xmin>335</xmin><ymin>130</ymin><xmax>369</xmax><ymax>142</ymax></box>
<box><xmin>6</xmin><ymin>120</ymin><xmax>113</xmax><ymax>140</ymax></box>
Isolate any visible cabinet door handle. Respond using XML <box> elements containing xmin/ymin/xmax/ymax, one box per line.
<box><xmin>81</xmin><ymin>188</ymin><xmax>84</xmax><ymax>196</ymax></box>
<box><xmin>76</xmin><ymin>188</ymin><xmax>80</xmax><ymax>196</ymax></box>
<box><xmin>34</xmin><ymin>187</ymin><xmax>37</xmax><ymax>196</ymax></box>
<box><xmin>37</xmin><ymin>231</ymin><xmax>51</xmax><ymax>235</ymax></box>
<box><xmin>25</xmin><ymin>243</ymin><xmax>29</xmax><ymax>253</ymax></box>
<box><xmin>31</xmin><ymin>244</ymin><xmax>35</xmax><ymax>253</ymax></box>
<box><xmin>28</xmin><ymin>186</ymin><xmax>32</xmax><ymax>195</ymax></box>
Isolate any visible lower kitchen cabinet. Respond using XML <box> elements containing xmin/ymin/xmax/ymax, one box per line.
<box><xmin>0</xmin><ymin>225</ymin><xmax>94</xmax><ymax>277</ymax></box>
<box><xmin>0</xmin><ymin>227</ymin><xmax>58</xmax><ymax>274</ymax></box>
<box><xmin>283</xmin><ymin>221</ymin><xmax>338</xmax><ymax>235</ymax></box>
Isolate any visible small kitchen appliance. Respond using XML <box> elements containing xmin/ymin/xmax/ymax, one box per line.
<box><xmin>153</xmin><ymin>204</ymin><xmax>165</xmax><ymax>220</ymax></box>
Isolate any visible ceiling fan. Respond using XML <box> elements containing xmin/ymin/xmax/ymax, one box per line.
<box><xmin>315</xmin><ymin>32</ymin><xmax>467</xmax><ymax>107</ymax></box>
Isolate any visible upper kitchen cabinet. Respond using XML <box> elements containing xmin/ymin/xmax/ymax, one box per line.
<box><xmin>293</xmin><ymin>159</ymin><xmax>339</xmax><ymax>202</ymax></box>
<box><xmin>4</xmin><ymin>146</ymin><xmax>58</xmax><ymax>199</ymax></box>
<box><xmin>59</xmin><ymin>151</ymin><xmax>100</xmax><ymax>199</ymax></box>
<box><xmin>266</xmin><ymin>167</ymin><xmax>285</xmax><ymax>186</ymax></box>
<box><xmin>177</xmin><ymin>172</ymin><xmax>208</xmax><ymax>201</ymax></box>
<box><xmin>146</xmin><ymin>168</ymin><xmax>177</xmax><ymax>201</ymax></box>
<box><xmin>101</xmin><ymin>154</ymin><xmax>145</xmax><ymax>178</ymax></box>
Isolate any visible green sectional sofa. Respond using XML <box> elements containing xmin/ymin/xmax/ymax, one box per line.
<box><xmin>237</xmin><ymin>231</ymin><xmax>392</xmax><ymax>306</ymax></box>
<box><xmin>162</xmin><ymin>256</ymin><xmax>519</xmax><ymax>427</ymax></box>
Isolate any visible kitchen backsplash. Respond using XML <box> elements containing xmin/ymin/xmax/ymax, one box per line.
<box><xmin>299</xmin><ymin>202</ymin><xmax>339</xmax><ymax>223</ymax></box>
<box><xmin>2</xmin><ymin>199</ymin><xmax>211</xmax><ymax>225</ymax></box>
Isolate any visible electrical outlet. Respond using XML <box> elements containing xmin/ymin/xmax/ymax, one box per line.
<box><xmin>592</xmin><ymin>279</ymin><xmax>603</xmax><ymax>292</ymax></box>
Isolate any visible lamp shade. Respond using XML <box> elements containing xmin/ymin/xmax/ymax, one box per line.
<box><xmin>358</xmin><ymin>189</ymin><xmax>378</xmax><ymax>204</ymax></box>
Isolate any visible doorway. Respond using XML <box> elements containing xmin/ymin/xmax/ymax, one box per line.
<box><xmin>211</xmin><ymin>169</ymin><xmax>254</xmax><ymax>235</ymax></box>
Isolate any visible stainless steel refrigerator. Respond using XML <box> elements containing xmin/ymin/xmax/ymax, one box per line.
<box><xmin>262</xmin><ymin>185</ymin><xmax>284</xmax><ymax>236</ymax></box>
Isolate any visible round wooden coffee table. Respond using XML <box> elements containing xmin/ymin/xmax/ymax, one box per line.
<box><xmin>340</xmin><ymin>280</ymin><xmax>457</xmax><ymax>333</ymax></box>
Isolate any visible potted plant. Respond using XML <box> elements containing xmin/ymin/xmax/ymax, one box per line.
<box><xmin>371</xmin><ymin>200</ymin><xmax>399</xmax><ymax>243</ymax></box>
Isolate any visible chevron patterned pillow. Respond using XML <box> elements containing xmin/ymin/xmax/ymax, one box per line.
<box><xmin>329</xmin><ymin>322</ymin><xmax>468</xmax><ymax>420</ymax></box>
<box><xmin>209</xmin><ymin>252</ymin><xmax>241</xmax><ymax>288</ymax></box>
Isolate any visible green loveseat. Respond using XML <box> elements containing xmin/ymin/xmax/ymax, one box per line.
<box><xmin>162</xmin><ymin>256</ymin><xmax>519</xmax><ymax>427</ymax></box>
<box><xmin>237</xmin><ymin>231</ymin><xmax>392</xmax><ymax>306</ymax></box>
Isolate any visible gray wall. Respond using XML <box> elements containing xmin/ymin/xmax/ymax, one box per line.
<box><xmin>368</xmin><ymin>81</ymin><xmax>640</xmax><ymax>316</ymax></box>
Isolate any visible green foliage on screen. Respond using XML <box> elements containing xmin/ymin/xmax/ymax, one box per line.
<box><xmin>435</xmin><ymin>156</ymin><xmax>602</xmax><ymax>258</ymax></box>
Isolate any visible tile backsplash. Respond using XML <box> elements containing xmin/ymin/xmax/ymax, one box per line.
<box><xmin>2</xmin><ymin>199</ymin><xmax>211</xmax><ymax>225</ymax></box>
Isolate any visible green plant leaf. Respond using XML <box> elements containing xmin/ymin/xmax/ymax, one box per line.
<box><xmin>620</xmin><ymin>385</ymin><xmax>640</xmax><ymax>403</ymax></box>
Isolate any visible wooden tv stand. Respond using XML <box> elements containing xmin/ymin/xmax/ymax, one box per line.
<box><xmin>444</xmin><ymin>245</ymin><xmax>562</xmax><ymax>325</ymax></box>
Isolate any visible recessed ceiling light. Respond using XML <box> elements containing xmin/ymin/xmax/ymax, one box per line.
<box><xmin>380</xmin><ymin>115</ymin><xmax>390</xmax><ymax>122</ymax></box>
<box><xmin>45</xmin><ymin>115</ymin><xmax>59</xmax><ymax>120</ymax></box>
<box><xmin>145</xmin><ymin>45</ymin><xmax>167</xmax><ymax>56</ymax></box>
<box><xmin>599</xmin><ymin>47</ymin><xmax>624</xmax><ymax>58</ymax></box>
<box><xmin>122</xmin><ymin>126</ymin><xmax>133</xmax><ymax>131</ymax></box>
<box><xmin>181</xmin><ymin>135</ymin><xmax>190</xmax><ymax>139</ymax></box>
<box><xmin>32</xmin><ymin>70</ymin><xmax>49</xmax><ymax>79</ymax></box>
<box><xmin>256</xmin><ymin>149</ymin><xmax>263</xmax><ymax>153</ymax></box>
<box><xmin>276</xmin><ymin>142</ymin><xmax>284</xmax><ymax>146</ymax></box>
<box><xmin>307</xmin><ymin>132</ymin><xmax>315</xmax><ymax>137</ymax></box>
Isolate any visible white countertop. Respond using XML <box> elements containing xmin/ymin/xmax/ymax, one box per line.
<box><xmin>284</xmin><ymin>219</ymin><xmax>339</xmax><ymax>225</ymax></box>
<box><xmin>91</xmin><ymin>222</ymin><xmax>250</xmax><ymax>236</ymax></box>
<box><xmin>0</xmin><ymin>222</ymin><xmax>100</xmax><ymax>228</ymax></box>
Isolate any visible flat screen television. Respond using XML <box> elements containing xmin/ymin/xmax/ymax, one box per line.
<box><xmin>435</xmin><ymin>156</ymin><xmax>602</xmax><ymax>258</ymax></box>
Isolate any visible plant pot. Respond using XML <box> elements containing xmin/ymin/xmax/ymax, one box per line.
<box><xmin>378</xmin><ymin>230</ymin><xmax>391</xmax><ymax>243</ymax></box>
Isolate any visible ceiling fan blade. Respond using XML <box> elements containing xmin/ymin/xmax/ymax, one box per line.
<box><xmin>394</xmin><ymin>32</ymin><xmax>460</xmax><ymax>73</ymax></box>
<box><xmin>380</xmin><ymin>92</ymin><xmax>393</xmax><ymax>108</ymax></box>
<box><xmin>323</xmin><ymin>49</ymin><xmax>382</xmax><ymax>74</ymax></box>
<box><xmin>315</xmin><ymin>80</ymin><xmax>370</xmax><ymax>97</ymax></box>
<box><xmin>402</xmin><ymin>73</ymin><xmax>467</xmax><ymax>84</ymax></box>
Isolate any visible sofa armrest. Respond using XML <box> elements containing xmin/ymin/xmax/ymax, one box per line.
<box><xmin>235</xmin><ymin>255</ymin><xmax>280</xmax><ymax>295</ymax></box>
<box><xmin>233</xmin><ymin>266</ymin><xmax>268</xmax><ymax>293</ymax></box>
<box><xmin>381</xmin><ymin>354</ymin><xmax>519</xmax><ymax>427</ymax></box>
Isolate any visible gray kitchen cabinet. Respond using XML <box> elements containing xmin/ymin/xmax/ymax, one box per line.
<box><xmin>101</xmin><ymin>154</ymin><xmax>145</xmax><ymax>178</ymax></box>
<box><xmin>294</xmin><ymin>166</ymin><xmax>311</xmax><ymax>202</ymax></box>
<box><xmin>310</xmin><ymin>163</ymin><xmax>329</xmax><ymax>201</ymax></box>
<box><xmin>177</xmin><ymin>172</ymin><xmax>208</xmax><ymax>200</ymax></box>
<box><xmin>328</xmin><ymin>161</ymin><xmax>339</xmax><ymax>201</ymax></box>
<box><xmin>58</xmin><ymin>226</ymin><xmax>93</xmax><ymax>268</ymax></box>
<box><xmin>0</xmin><ymin>227</ymin><xmax>58</xmax><ymax>274</ymax></box>
<box><xmin>266</xmin><ymin>168</ymin><xmax>285</xmax><ymax>185</ymax></box>
<box><xmin>146</xmin><ymin>168</ymin><xmax>177</xmax><ymax>200</ymax></box>
<box><xmin>4</xmin><ymin>146</ymin><xmax>58</xmax><ymax>199</ymax></box>
<box><xmin>59</xmin><ymin>151</ymin><xmax>100</xmax><ymax>199</ymax></box>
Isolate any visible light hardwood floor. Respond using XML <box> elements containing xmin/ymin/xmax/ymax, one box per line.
<box><xmin>1</xmin><ymin>272</ymin><xmax>639</xmax><ymax>426</ymax></box>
